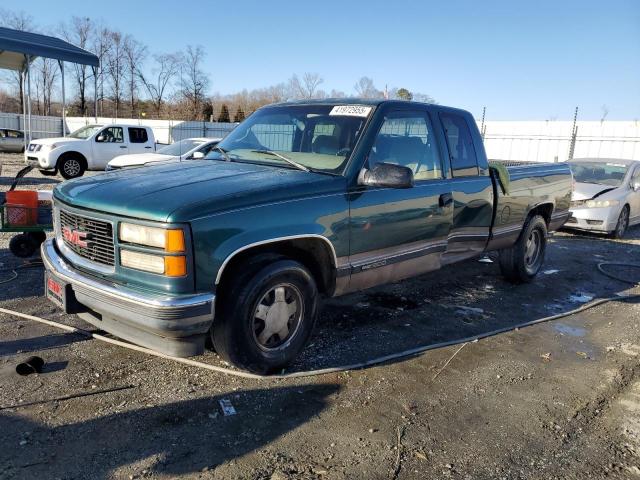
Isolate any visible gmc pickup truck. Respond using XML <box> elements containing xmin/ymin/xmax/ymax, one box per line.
<box><xmin>42</xmin><ymin>99</ymin><xmax>572</xmax><ymax>373</ymax></box>
<box><xmin>25</xmin><ymin>124</ymin><xmax>156</xmax><ymax>179</ymax></box>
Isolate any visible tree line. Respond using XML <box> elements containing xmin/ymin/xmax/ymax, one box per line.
<box><xmin>0</xmin><ymin>10</ymin><xmax>435</xmax><ymax>123</ymax></box>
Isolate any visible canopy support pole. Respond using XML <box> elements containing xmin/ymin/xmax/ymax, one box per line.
<box><xmin>58</xmin><ymin>60</ymin><xmax>66</xmax><ymax>137</ymax></box>
<box><xmin>26</xmin><ymin>55</ymin><xmax>32</xmax><ymax>143</ymax></box>
<box><xmin>20</xmin><ymin>66</ymin><xmax>27</xmax><ymax>150</ymax></box>
<box><xmin>92</xmin><ymin>65</ymin><xmax>98</xmax><ymax>123</ymax></box>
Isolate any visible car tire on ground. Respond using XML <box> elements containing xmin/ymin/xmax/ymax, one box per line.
<box><xmin>9</xmin><ymin>233</ymin><xmax>39</xmax><ymax>258</ymax></box>
<box><xmin>609</xmin><ymin>205</ymin><xmax>629</xmax><ymax>239</ymax></box>
<box><xmin>499</xmin><ymin>214</ymin><xmax>548</xmax><ymax>284</ymax></box>
<box><xmin>211</xmin><ymin>256</ymin><xmax>319</xmax><ymax>374</ymax></box>
<box><xmin>59</xmin><ymin>156</ymin><xmax>85</xmax><ymax>179</ymax></box>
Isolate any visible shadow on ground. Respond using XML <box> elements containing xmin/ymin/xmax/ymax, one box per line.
<box><xmin>0</xmin><ymin>383</ymin><xmax>340</xmax><ymax>478</ymax></box>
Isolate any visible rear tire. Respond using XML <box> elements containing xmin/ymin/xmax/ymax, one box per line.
<box><xmin>211</xmin><ymin>257</ymin><xmax>319</xmax><ymax>374</ymax></box>
<box><xmin>499</xmin><ymin>215</ymin><xmax>548</xmax><ymax>283</ymax></box>
<box><xmin>9</xmin><ymin>233</ymin><xmax>38</xmax><ymax>258</ymax></box>
<box><xmin>609</xmin><ymin>206</ymin><xmax>629</xmax><ymax>239</ymax></box>
<box><xmin>59</xmin><ymin>157</ymin><xmax>85</xmax><ymax>179</ymax></box>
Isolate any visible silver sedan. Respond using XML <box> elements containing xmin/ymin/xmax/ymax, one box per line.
<box><xmin>0</xmin><ymin>128</ymin><xmax>25</xmax><ymax>153</ymax></box>
<box><xmin>566</xmin><ymin>158</ymin><xmax>640</xmax><ymax>238</ymax></box>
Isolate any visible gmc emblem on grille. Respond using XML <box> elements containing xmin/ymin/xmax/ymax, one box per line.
<box><xmin>62</xmin><ymin>226</ymin><xmax>92</xmax><ymax>248</ymax></box>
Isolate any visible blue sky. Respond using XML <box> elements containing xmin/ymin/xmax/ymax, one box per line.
<box><xmin>5</xmin><ymin>0</ymin><xmax>640</xmax><ymax>120</ymax></box>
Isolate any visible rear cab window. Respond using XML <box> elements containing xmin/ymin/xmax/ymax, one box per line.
<box><xmin>440</xmin><ymin>112</ymin><xmax>479</xmax><ymax>177</ymax></box>
<box><xmin>128</xmin><ymin>127</ymin><xmax>149</xmax><ymax>144</ymax></box>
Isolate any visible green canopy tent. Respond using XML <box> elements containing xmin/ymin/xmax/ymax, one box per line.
<box><xmin>0</xmin><ymin>26</ymin><xmax>99</xmax><ymax>148</ymax></box>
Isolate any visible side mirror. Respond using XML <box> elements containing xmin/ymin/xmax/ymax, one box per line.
<box><xmin>191</xmin><ymin>151</ymin><xmax>205</xmax><ymax>159</ymax></box>
<box><xmin>96</xmin><ymin>135</ymin><xmax>105</xmax><ymax>142</ymax></box>
<box><xmin>358</xmin><ymin>163</ymin><xmax>414</xmax><ymax>189</ymax></box>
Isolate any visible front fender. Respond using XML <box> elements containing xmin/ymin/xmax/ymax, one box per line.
<box><xmin>190</xmin><ymin>194</ymin><xmax>350</xmax><ymax>292</ymax></box>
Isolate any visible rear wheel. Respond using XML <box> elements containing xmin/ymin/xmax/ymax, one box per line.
<box><xmin>211</xmin><ymin>257</ymin><xmax>319</xmax><ymax>374</ymax></box>
<box><xmin>9</xmin><ymin>233</ymin><xmax>38</xmax><ymax>258</ymax></box>
<box><xmin>610</xmin><ymin>206</ymin><xmax>629</xmax><ymax>239</ymax></box>
<box><xmin>59</xmin><ymin>157</ymin><xmax>85</xmax><ymax>179</ymax></box>
<box><xmin>499</xmin><ymin>215</ymin><xmax>548</xmax><ymax>283</ymax></box>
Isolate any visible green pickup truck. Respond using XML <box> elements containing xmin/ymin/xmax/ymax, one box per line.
<box><xmin>42</xmin><ymin>99</ymin><xmax>572</xmax><ymax>373</ymax></box>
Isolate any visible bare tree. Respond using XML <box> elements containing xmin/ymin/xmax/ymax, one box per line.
<box><xmin>123</xmin><ymin>37</ymin><xmax>147</xmax><ymax>116</ymax></box>
<box><xmin>354</xmin><ymin>77</ymin><xmax>382</xmax><ymax>98</ymax></box>
<box><xmin>179</xmin><ymin>45</ymin><xmax>210</xmax><ymax>120</ymax></box>
<box><xmin>60</xmin><ymin>16</ymin><xmax>93</xmax><ymax>115</ymax></box>
<box><xmin>105</xmin><ymin>30</ymin><xmax>127</xmax><ymax>117</ymax></box>
<box><xmin>287</xmin><ymin>73</ymin><xmax>324</xmax><ymax>99</ymax></box>
<box><xmin>0</xmin><ymin>10</ymin><xmax>36</xmax><ymax>112</ymax></box>
<box><xmin>139</xmin><ymin>53</ymin><xmax>181</xmax><ymax>117</ymax></box>
<box><xmin>92</xmin><ymin>25</ymin><xmax>112</xmax><ymax>116</ymax></box>
<box><xmin>35</xmin><ymin>57</ymin><xmax>58</xmax><ymax>115</ymax></box>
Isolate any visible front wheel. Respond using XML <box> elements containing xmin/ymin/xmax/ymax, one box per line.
<box><xmin>59</xmin><ymin>157</ymin><xmax>85</xmax><ymax>179</ymax></box>
<box><xmin>499</xmin><ymin>215</ymin><xmax>548</xmax><ymax>283</ymax></box>
<box><xmin>610</xmin><ymin>206</ymin><xmax>629</xmax><ymax>239</ymax></box>
<box><xmin>211</xmin><ymin>258</ymin><xmax>319</xmax><ymax>374</ymax></box>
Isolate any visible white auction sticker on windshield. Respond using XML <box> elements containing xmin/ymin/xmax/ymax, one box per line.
<box><xmin>329</xmin><ymin>105</ymin><xmax>372</xmax><ymax>117</ymax></box>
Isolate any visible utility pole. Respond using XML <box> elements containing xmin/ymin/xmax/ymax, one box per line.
<box><xmin>568</xmin><ymin>106</ymin><xmax>579</xmax><ymax>161</ymax></box>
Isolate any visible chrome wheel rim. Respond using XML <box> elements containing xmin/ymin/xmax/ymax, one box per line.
<box><xmin>252</xmin><ymin>283</ymin><xmax>303</xmax><ymax>351</ymax></box>
<box><xmin>63</xmin><ymin>159</ymin><xmax>81</xmax><ymax>177</ymax></box>
<box><xmin>525</xmin><ymin>229</ymin><xmax>542</xmax><ymax>270</ymax></box>
<box><xmin>616</xmin><ymin>209</ymin><xmax>628</xmax><ymax>237</ymax></box>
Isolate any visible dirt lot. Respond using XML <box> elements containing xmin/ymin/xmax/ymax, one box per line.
<box><xmin>1</xmin><ymin>153</ymin><xmax>640</xmax><ymax>479</ymax></box>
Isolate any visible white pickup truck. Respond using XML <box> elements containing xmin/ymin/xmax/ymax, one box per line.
<box><xmin>25</xmin><ymin>124</ymin><xmax>156</xmax><ymax>179</ymax></box>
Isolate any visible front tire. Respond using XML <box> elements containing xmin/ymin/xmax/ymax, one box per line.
<box><xmin>610</xmin><ymin>206</ymin><xmax>629</xmax><ymax>239</ymax></box>
<box><xmin>211</xmin><ymin>258</ymin><xmax>319</xmax><ymax>374</ymax></box>
<box><xmin>59</xmin><ymin>157</ymin><xmax>85</xmax><ymax>179</ymax></box>
<box><xmin>499</xmin><ymin>215</ymin><xmax>548</xmax><ymax>283</ymax></box>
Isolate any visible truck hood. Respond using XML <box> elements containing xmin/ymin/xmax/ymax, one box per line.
<box><xmin>109</xmin><ymin>153</ymin><xmax>176</xmax><ymax>168</ymax></box>
<box><xmin>31</xmin><ymin>137</ymin><xmax>81</xmax><ymax>146</ymax></box>
<box><xmin>572</xmin><ymin>182</ymin><xmax>619</xmax><ymax>201</ymax></box>
<box><xmin>54</xmin><ymin>160</ymin><xmax>345</xmax><ymax>222</ymax></box>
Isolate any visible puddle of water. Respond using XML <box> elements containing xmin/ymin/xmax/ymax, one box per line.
<box><xmin>554</xmin><ymin>323</ymin><xmax>587</xmax><ymax>337</ymax></box>
<box><xmin>569</xmin><ymin>293</ymin><xmax>594</xmax><ymax>303</ymax></box>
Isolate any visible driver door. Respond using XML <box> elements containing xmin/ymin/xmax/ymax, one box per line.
<box><xmin>93</xmin><ymin>126</ymin><xmax>128</xmax><ymax>168</ymax></box>
<box><xmin>346</xmin><ymin>104</ymin><xmax>453</xmax><ymax>292</ymax></box>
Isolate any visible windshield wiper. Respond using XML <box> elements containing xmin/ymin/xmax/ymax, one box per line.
<box><xmin>252</xmin><ymin>149</ymin><xmax>310</xmax><ymax>172</ymax></box>
<box><xmin>214</xmin><ymin>145</ymin><xmax>232</xmax><ymax>162</ymax></box>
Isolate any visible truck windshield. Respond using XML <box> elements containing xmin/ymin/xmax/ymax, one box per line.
<box><xmin>68</xmin><ymin>125</ymin><xmax>104</xmax><ymax>139</ymax></box>
<box><xmin>569</xmin><ymin>161</ymin><xmax>629</xmax><ymax>187</ymax></box>
<box><xmin>205</xmin><ymin>104</ymin><xmax>373</xmax><ymax>174</ymax></box>
<box><xmin>158</xmin><ymin>139</ymin><xmax>205</xmax><ymax>156</ymax></box>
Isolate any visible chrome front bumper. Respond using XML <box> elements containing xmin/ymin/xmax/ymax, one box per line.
<box><xmin>41</xmin><ymin>239</ymin><xmax>215</xmax><ymax>357</ymax></box>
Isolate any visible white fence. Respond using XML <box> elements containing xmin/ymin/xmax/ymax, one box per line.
<box><xmin>0</xmin><ymin>112</ymin><xmax>237</xmax><ymax>144</ymax></box>
<box><xmin>482</xmin><ymin>120</ymin><xmax>640</xmax><ymax>162</ymax></box>
<box><xmin>2</xmin><ymin>112</ymin><xmax>639</xmax><ymax>163</ymax></box>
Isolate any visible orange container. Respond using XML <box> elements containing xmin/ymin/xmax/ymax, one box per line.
<box><xmin>5</xmin><ymin>191</ymin><xmax>38</xmax><ymax>226</ymax></box>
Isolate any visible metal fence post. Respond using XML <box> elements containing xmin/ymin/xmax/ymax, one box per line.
<box><xmin>567</xmin><ymin>106</ymin><xmax>579</xmax><ymax>161</ymax></box>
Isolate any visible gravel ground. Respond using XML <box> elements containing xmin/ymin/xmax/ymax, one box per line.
<box><xmin>1</xmin><ymin>152</ymin><xmax>640</xmax><ymax>479</ymax></box>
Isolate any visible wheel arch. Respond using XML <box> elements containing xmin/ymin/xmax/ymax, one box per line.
<box><xmin>56</xmin><ymin>151</ymin><xmax>88</xmax><ymax>170</ymax></box>
<box><xmin>215</xmin><ymin>235</ymin><xmax>338</xmax><ymax>296</ymax></box>
<box><xmin>525</xmin><ymin>201</ymin><xmax>554</xmax><ymax>226</ymax></box>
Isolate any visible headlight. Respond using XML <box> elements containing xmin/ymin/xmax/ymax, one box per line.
<box><xmin>584</xmin><ymin>199</ymin><xmax>620</xmax><ymax>208</ymax></box>
<box><xmin>120</xmin><ymin>249</ymin><xmax>187</xmax><ymax>276</ymax></box>
<box><xmin>119</xmin><ymin>223</ymin><xmax>185</xmax><ymax>252</ymax></box>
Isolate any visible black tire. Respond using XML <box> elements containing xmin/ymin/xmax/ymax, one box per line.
<box><xmin>39</xmin><ymin>169</ymin><xmax>58</xmax><ymax>177</ymax></box>
<box><xmin>9</xmin><ymin>233</ymin><xmax>38</xmax><ymax>258</ymax></box>
<box><xmin>27</xmin><ymin>231</ymin><xmax>47</xmax><ymax>246</ymax></box>
<box><xmin>211</xmin><ymin>257</ymin><xmax>319</xmax><ymax>374</ymax></box>
<box><xmin>609</xmin><ymin>206</ymin><xmax>629</xmax><ymax>239</ymax></box>
<box><xmin>59</xmin><ymin>156</ymin><xmax>85</xmax><ymax>179</ymax></box>
<box><xmin>499</xmin><ymin>215</ymin><xmax>548</xmax><ymax>284</ymax></box>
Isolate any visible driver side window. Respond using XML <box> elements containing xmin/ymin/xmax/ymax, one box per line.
<box><xmin>97</xmin><ymin>127</ymin><xmax>124</xmax><ymax>143</ymax></box>
<box><xmin>368</xmin><ymin>111</ymin><xmax>443</xmax><ymax>181</ymax></box>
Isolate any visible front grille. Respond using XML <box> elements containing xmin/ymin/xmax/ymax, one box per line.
<box><xmin>59</xmin><ymin>209</ymin><xmax>115</xmax><ymax>266</ymax></box>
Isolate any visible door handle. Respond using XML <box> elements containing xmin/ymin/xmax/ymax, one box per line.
<box><xmin>439</xmin><ymin>192</ymin><xmax>453</xmax><ymax>208</ymax></box>
<box><xmin>144</xmin><ymin>146</ymin><xmax>152</xmax><ymax>149</ymax></box>
<box><xmin>119</xmin><ymin>146</ymin><xmax>127</xmax><ymax>149</ymax></box>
